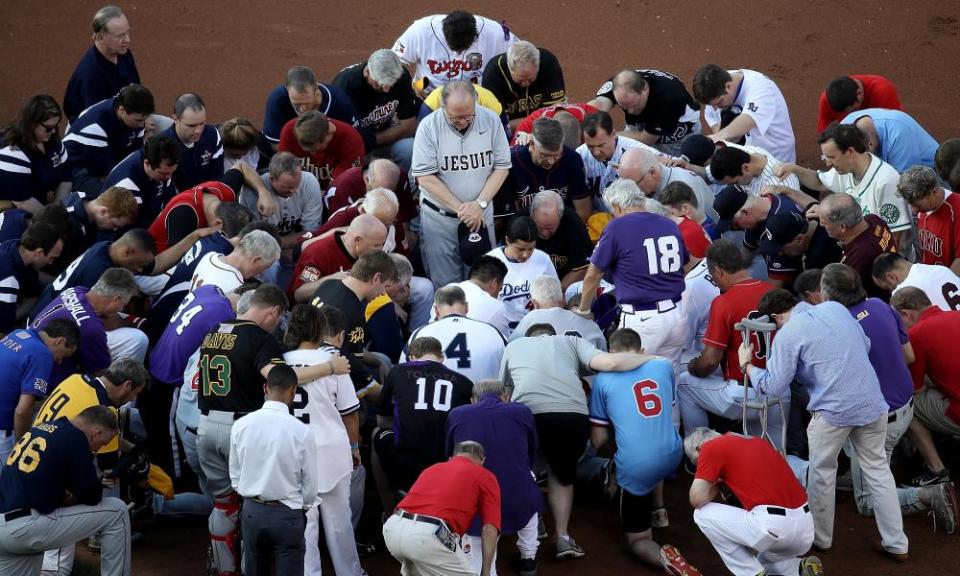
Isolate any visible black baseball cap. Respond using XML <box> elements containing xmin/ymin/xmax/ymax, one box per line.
<box><xmin>458</xmin><ymin>222</ymin><xmax>492</xmax><ymax>266</ymax></box>
<box><xmin>680</xmin><ymin>134</ymin><xmax>717</xmax><ymax>167</ymax></box>
<box><xmin>758</xmin><ymin>209</ymin><xmax>809</xmax><ymax>257</ymax></box>
<box><xmin>713</xmin><ymin>185</ymin><xmax>749</xmax><ymax>233</ymax></box>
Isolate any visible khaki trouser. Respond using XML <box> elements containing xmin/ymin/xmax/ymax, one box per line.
<box><xmin>382</xmin><ymin>514</ymin><xmax>474</xmax><ymax>576</ymax></box>
<box><xmin>914</xmin><ymin>387</ymin><xmax>960</xmax><ymax>437</ymax></box>
<box><xmin>807</xmin><ymin>412</ymin><xmax>908</xmax><ymax>554</ymax></box>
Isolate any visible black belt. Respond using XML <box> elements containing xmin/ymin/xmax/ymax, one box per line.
<box><xmin>250</xmin><ymin>497</ymin><xmax>283</xmax><ymax>507</ymax></box>
<box><xmin>395</xmin><ymin>509</ymin><xmax>444</xmax><ymax>527</ymax></box>
<box><xmin>889</xmin><ymin>398</ymin><xmax>914</xmax><ymax>423</ymax></box>
<box><xmin>1</xmin><ymin>508</ymin><xmax>30</xmax><ymax>522</ymax></box>
<box><xmin>766</xmin><ymin>504</ymin><xmax>810</xmax><ymax>516</ymax></box>
<box><xmin>423</xmin><ymin>198</ymin><xmax>458</xmax><ymax>219</ymax></box>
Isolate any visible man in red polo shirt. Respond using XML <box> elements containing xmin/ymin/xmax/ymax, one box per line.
<box><xmin>326</xmin><ymin>159</ymin><xmax>415</xmax><ymax>222</ymax></box>
<box><xmin>278</xmin><ymin>111</ymin><xmax>365</xmax><ymax>191</ymax></box>
<box><xmin>290</xmin><ymin>213</ymin><xmax>386</xmax><ymax>301</ymax></box>
<box><xmin>306</xmin><ymin>188</ymin><xmax>407</xmax><ymax>255</ymax></box>
<box><xmin>685</xmin><ymin>428</ymin><xmax>821</xmax><ymax>576</ymax></box>
<box><xmin>891</xmin><ymin>287</ymin><xmax>960</xmax><ymax>486</ymax></box>
<box><xmin>817</xmin><ymin>75</ymin><xmax>901</xmax><ymax>133</ymax></box>
<box><xmin>897</xmin><ymin>166</ymin><xmax>960</xmax><ymax>274</ymax></box>
<box><xmin>382</xmin><ymin>440</ymin><xmax>501</xmax><ymax>576</ymax></box>
<box><xmin>678</xmin><ymin>240</ymin><xmax>783</xmax><ymax>446</ymax></box>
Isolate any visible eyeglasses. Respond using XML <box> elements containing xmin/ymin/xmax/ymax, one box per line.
<box><xmin>446</xmin><ymin>113</ymin><xmax>475</xmax><ymax>123</ymax></box>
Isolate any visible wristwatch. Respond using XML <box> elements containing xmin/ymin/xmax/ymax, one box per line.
<box><xmin>477</xmin><ymin>199</ymin><xmax>489</xmax><ymax>209</ymax></box>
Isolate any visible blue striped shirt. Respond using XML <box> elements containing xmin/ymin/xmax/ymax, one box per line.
<box><xmin>747</xmin><ymin>301</ymin><xmax>888</xmax><ymax>427</ymax></box>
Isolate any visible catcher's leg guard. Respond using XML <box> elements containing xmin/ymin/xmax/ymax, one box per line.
<box><xmin>208</xmin><ymin>492</ymin><xmax>241</xmax><ymax>576</ymax></box>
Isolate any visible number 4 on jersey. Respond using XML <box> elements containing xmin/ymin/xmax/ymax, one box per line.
<box><xmin>445</xmin><ymin>333</ymin><xmax>471</xmax><ymax>368</ymax></box>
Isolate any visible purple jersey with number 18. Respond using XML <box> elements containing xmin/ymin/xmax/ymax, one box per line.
<box><xmin>590</xmin><ymin>211</ymin><xmax>688</xmax><ymax>306</ymax></box>
<box><xmin>149</xmin><ymin>284</ymin><xmax>236</xmax><ymax>385</ymax></box>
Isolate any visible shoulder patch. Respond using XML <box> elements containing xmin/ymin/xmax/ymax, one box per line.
<box><xmin>597</xmin><ymin>81</ymin><xmax>613</xmax><ymax>96</ymax></box>
<box><xmin>879</xmin><ymin>203</ymin><xmax>900</xmax><ymax>224</ymax></box>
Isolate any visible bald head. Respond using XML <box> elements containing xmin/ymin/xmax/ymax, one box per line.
<box><xmin>366</xmin><ymin>159</ymin><xmax>401</xmax><ymax>192</ymax></box>
<box><xmin>343</xmin><ymin>213</ymin><xmax>388</xmax><ymax>258</ymax></box>
<box><xmin>552</xmin><ymin>110</ymin><xmax>582</xmax><ymax>149</ymax></box>
<box><xmin>618</xmin><ymin>148</ymin><xmax>659</xmax><ymax>194</ymax></box>
<box><xmin>362</xmin><ymin>187</ymin><xmax>399</xmax><ymax>227</ymax></box>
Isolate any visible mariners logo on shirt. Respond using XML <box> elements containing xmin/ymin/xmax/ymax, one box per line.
<box><xmin>879</xmin><ymin>203</ymin><xmax>901</xmax><ymax>225</ymax></box>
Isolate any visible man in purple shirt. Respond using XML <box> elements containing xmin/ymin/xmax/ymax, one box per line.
<box><xmin>145</xmin><ymin>284</ymin><xmax>237</xmax><ymax>474</ymax></box>
<box><xmin>446</xmin><ymin>379</ymin><xmax>542</xmax><ymax>576</ymax></box>
<box><xmin>576</xmin><ymin>179</ymin><xmax>688</xmax><ymax>364</ymax></box>
<box><xmin>819</xmin><ymin>263</ymin><xmax>955</xmax><ymax>525</ymax></box>
<box><xmin>31</xmin><ymin>269</ymin><xmax>141</xmax><ymax>386</ymax></box>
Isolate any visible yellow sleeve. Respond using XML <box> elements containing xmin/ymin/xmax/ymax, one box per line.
<box><xmin>365</xmin><ymin>294</ymin><xmax>394</xmax><ymax>323</ymax></box>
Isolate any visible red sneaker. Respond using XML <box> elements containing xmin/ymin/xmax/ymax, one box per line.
<box><xmin>660</xmin><ymin>545</ymin><xmax>703</xmax><ymax>576</ymax></box>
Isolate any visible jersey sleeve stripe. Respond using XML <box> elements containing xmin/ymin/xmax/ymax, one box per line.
<box><xmin>63</xmin><ymin>133</ymin><xmax>109</xmax><ymax>148</ymax></box>
<box><xmin>589</xmin><ymin>417</ymin><xmax>610</xmax><ymax>427</ymax></box>
<box><xmin>338</xmin><ymin>401</ymin><xmax>361</xmax><ymax>416</ymax></box>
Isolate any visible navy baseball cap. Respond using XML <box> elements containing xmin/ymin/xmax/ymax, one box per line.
<box><xmin>458</xmin><ymin>223</ymin><xmax>492</xmax><ymax>266</ymax></box>
<box><xmin>680</xmin><ymin>134</ymin><xmax>717</xmax><ymax>167</ymax></box>
<box><xmin>758</xmin><ymin>210</ymin><xmax>808</xmax><ymax>257</ymax></box>
<box><xmin>712</xmin><ymin>185</ymin><xmax>749</xmax><ymax>233</ymax></box>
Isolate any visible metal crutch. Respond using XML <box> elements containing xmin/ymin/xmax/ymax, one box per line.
<box><xmin>734</xmin><ymin>315</ymin><xmax>787</xmax><ymax>455</ymax></box>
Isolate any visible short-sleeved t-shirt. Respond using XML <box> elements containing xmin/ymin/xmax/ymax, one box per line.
<box><xmin>261</xmin><ymin>82</ymin><xmax>358</xmax><ymax>145</ymax></box>
<box><xmin>590</xmin><ymin>211</ymin><xmax>687</xmax><ymax>306</ymax></box>
<box><xmin>849</xmin><ymin>298</ymin><xmax>913</xmax><ymax>410</ymax></box>
<box><xmin>703</xmin><ymin>279</ymin><xmax>777</xmax><ymax>381</ymax></box>
<box><xmin>497</xmin><ymin>145</ymin><xmax>587</xmax><ymax>217</ymax></box>
<box><xmin>411</xmin><ymin>105</ymin><xmax>512</xmax><ymax>204</ymax></box>
<box><xmin>392</xmin><ymin>14</ymin><xmax>518</xmax><ymax>91</ymax></box>
<box><xmin>481</xmin><ymin>49</ymin><xmax>566</xmax><ymax>121</ymax></box>
<box><xmin>161</xmin><ymin>124</ymin><xmax>225</xmax><ymax>191</ymax></box>
<box><xmin>197</xmin><ymin>320</ymin><xmax>285</xmax><ymax>414</ymax></box>
<box><xmin>918</xmin><ymin>191</ymin><xmax>960</xmax><ymax>267</ymax></box>
<box><xmin>817</xmin><ymin>75</ymin><xmax>901</xmax><ymax>133</ymax></box>
<box><xmin>500</xmin><ymin>334</ymin><xmax>600</xmax><ymax>415</ymax></box>
<box><xmin>289</xmin><ymin>232</ymin><xmax>356</xmax><ymax>297</ymax></box>
<box><xmin>332</xmin><ymin>61</ymin><xmax>420</xmax><ymax>150</ymax></box>
<box><xmin>190</xmin><ymin>252</ymin><xmax>243</xmax><ymax>293</ymax></box>
<box><xmin>278</xmin><ymin>119</ymin><xmax>365</xmax><ymax>191</ymax></box>
<box><xmin>525</xmin><ymin>207</ymin><xmax>592</xmax><ymax>279</ymax></box>
<box><xmin>893</xmin><ymin>263</ymin><xmax>960</xmax><ymax>312</ymax></box>
<box><xmin>841</xmin><ymin>108</ymin><xmax>938</xmax><ymax>173</ymax></box>
<box><xmin>240</xmin><ymin>171</ymin><xmax>324</xmax><ymax>236</ymax></box>
<box><xmin>0</xmin><ymin>329</ymin><xmax>53</xmax><ymax>429</ymax></box>
<box><xmin>818</xmin><ymin>154</ymin><xmax>910</xmax><ymax>233</ymax></box>
<box><xmin>378</xmin><ymin>360</ymin><xmax>473</xmax><ymax>474</ymax></box>
<box><xmin>703</xmin><ymin>69</ymin><xmax>796</xmax><ymax>163</ymax></box>
<box><xmin>487</xmin><ymin>246</ymin><xmax>560</xmax><ymax>329</ymax></box>
<box><xmin>695</xmin><ymin>433</ymin><xmax>808</xmax><ymax>510</ymax></box>
<box><xmin>32</xmin><ymin>241</ymin><xmax>122</xmax><ymax>317</ymax></box>
<box><xmin>842</xmin><ymin>214</ymin><xmax>897</xmax><ymax>298</ymax></box>
<box><xmin>595</xmin><ymin>69</ymin><xmax>699</xmax><ymax>142</ymax></box>
<box><xmin>590</xmin><ymin>358</ymin><xmax>681</xmax><ymax>496</ymax></box>
<box><xmin>311</xmin><ymin>280</ymin><xmax>368</xmax><ymax>355</ymax></box>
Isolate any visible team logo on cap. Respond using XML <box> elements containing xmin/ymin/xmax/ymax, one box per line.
<box><xmin>468</xmin><ymin>232</ymin><xmax>482</xmax><ymax>243</ymax></box>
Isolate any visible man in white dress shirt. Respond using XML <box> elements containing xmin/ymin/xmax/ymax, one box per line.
<box><xmin>230</xmin><ymin>363</ymin><xmax>320</xmax><ymax>576</ymax></box>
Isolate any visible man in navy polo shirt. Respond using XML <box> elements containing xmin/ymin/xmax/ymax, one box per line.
<box><xmin>0</xmin><ymin>320</ymin><xmax>79</xmax><ymax>469</ymax></box>
<box><xmin>260</xmin><ymin>65</ymin><xmax>358</xmax><ymax>156</ymax></box>
<box><xmin>160</xmin><ymin>93</ymin><xmax>225</xmax><ymax>190</ymax></box>
<box><xmin>63</xmin><ymin>84</ymin><xmax>154</xmax><ymax>192</ymax></box>
<box><xmin>63</xmin><ymin>6</ymin><xmax>140</xmax><ymax>122</ymax></box>
<box><xmin>99</xmin><ymin>134</ymin><xmax>180</xmax><ymax>228</ymax></box>
<box><xmin>0</xmin><ymin>223</ymin><xmax>63</xmax><ymax>334</ymax></box>
<box><xmin>496</xmin><ymin>117</ymin><xmax>587</xmax><ymax>219</ymax></box>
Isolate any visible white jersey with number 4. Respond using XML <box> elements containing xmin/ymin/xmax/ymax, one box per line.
<box><xmin>404</xmin><ymin>314</ymin><xmax>506</xmax><ymax>383</ymax></box>
<box><xmin>392</xmin><ymin>14</ymin><xmax>518</xmax><ymax>91</ymax></box>
<box><xmin>283</xmin><ymin>347</ymin><xmax>359</xmax><ymax>491</ymax></box>
<box><xmin>894</xmin><ymin>263</ymin><xmax>960</xmax><ymax>312</ymax></box>
<box><xmin>487</xmin><ymin>247</ymin><xmax>559</xmax><ymax>329</ymax></box>
<box><xmin>190</xmin><ymin>252</ymin><xmax>243</xmax><ymax>293</ymax></box>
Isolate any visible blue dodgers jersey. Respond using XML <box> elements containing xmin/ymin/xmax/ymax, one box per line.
<box><xmin>0</xmin><ymin>329</ymin><xmax>53</xmax><ymax>429</ymax></box>
<box><xmin>589</xmin><ymin>358</ymin><xmax>682</xmax><ymax>496</ymax></box>
<box><xmin>150</xmin><ymin>284</ymin><xmax>236</xmax><ymax>385</ymax></box>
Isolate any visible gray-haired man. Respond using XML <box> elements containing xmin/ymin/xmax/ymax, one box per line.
<box><xmin>334</xmin><ymin>49</ymin><xmax>421</xmax><ymax>170</ymax></box>
<box><xmin>412</xmin><ymin>80</ymin><xmax>511</xmax><ymax>288</ymax></box>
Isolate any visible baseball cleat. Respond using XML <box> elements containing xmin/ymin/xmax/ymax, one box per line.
<box><xmin>800</xmin><ymin>555</ymin><xmax>824</xmax><ymax>576</ymax></box>
<box><xmin>929</xmin><ymin>481</ymin><xmax>958</xmax><ymax>534</ymax></box>
<box><xmin>904</xmin><ymin>467</ymin><xmax>951</xmax><ymax>488</ymax></box>
<box><xmin>660</xmin><ymin>544</ymin><xmax>702</xmax><ymax>576</ymax></box>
